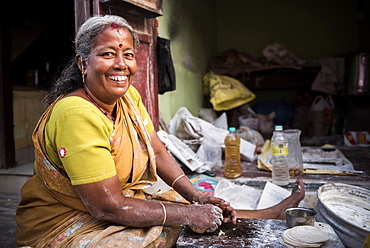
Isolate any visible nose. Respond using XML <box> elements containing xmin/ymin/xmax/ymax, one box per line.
<box><xmin>114</xmin><ymin>55</ymin><xmax>128</xmax><ymax>70</ymax></box>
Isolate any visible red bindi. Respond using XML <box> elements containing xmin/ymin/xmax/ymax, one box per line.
<box><xmin>119</xmin><ymin>44</ymin><xmax>123</xmax><ymax>48</ymax></box>
<box><xmin>110</xmin><ymin>23</ymin><xmax>120</xmax><ymax>29</ymax></box>
<box><xmin>110</xmin><ymin>23</ymin><xmax>123</xmax><ymax>35</ymax></box>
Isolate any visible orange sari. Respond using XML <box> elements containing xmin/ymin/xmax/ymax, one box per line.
<box><xmin>16</xmin><ymin>93</ymin><xmax>184</xmax><ymax>248</ymax></box>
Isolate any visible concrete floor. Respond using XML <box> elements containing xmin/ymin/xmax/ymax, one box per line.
<box><xmin>0</xmin><ymin>163</ymin><xmax>33</xmax><ymax>194</ymax></box>
<box><xmin>0</xmin><ymin>192</ymin><xmax>21</xmax><ymax>248</ymax></box>
<box><xmin>0</xmin><ymin>163</ymin><xmax>32</xmax><ymax>247</ymax></box>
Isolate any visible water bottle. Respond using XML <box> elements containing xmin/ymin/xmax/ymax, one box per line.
<box><xmin>224</xmin><ymin>127</ymin><xmax>242</xmax><ymax>178</ymax></box>
<box><xmin>271</xmin><ymin>125</ymin><xmax>289</xmax><ymax>186</ymax></box>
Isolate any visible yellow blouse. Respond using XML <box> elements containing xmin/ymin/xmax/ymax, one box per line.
<box><xmin>44</xmin><ymin>86</ymin><xmax>154</xmax><ymax>185</ymax></box>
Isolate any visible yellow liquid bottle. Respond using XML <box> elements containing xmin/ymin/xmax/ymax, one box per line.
<box><xmin>224</xmin><ymin>127</ymin><xmax>242</xmax><ymax>178</ymax></box>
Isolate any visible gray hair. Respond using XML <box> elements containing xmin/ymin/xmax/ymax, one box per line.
<box><xmin>44</xmin><ymin>15</ymin><xmax>137</xmax><ymax>106</ymax></box>
<box><xmin>76</xmin><ymin>15</ymin><xmax>138</xmax><ymax>59</ymax></box>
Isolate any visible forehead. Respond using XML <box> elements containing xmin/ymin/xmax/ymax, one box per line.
<box><xmin>93</xmin><ymin>26</ymin><xmax>134</xmax><ymax>47</ymax></box>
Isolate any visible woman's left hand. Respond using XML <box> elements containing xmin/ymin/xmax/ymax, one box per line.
<box><xmin>194</xmin><ymin>194</ymin><xmax>237</xmax><ymax>224</ymax></box>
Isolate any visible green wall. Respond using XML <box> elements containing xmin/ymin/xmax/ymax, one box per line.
<box><xmin>157</xmin><ymin>0</ymin><xmax>359</xmax><ymax>124</ymax></box>
<box><xmin>216</xmin><ymin>1</ymin><xmax>359</xmax><ymax>61</ymax></box>
<box><xmin>157</xmin><ymin>0</ymin><xmax>217</xmax><ymax>124</ymax></box>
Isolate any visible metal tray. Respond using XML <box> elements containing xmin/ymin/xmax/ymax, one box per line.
<box><xmin>301</xmin><ymin>147</ymin><xmax>354</xmax><ymax>171</ymax></box>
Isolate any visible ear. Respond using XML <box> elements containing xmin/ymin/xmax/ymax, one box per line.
<box><xmin>75</xmin><ymin>55</ymin><xmax>85</xmax><ymax>71</ymax></box>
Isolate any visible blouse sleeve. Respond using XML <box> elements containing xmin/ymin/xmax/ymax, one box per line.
<box><xmin>45</xmin><ymin>98</ymin><xmax>117</xmax><ymax>185</ymax></box>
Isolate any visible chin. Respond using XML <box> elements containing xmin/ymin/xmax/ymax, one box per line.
<box><xmin>116</xmin><ymin>87</ymin><xmax>129</xmax><ymax>97</ymax></box>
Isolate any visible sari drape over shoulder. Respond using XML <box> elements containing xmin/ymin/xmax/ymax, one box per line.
<box><xmin>15</xmin><ymin>90</ymin><xmax>184</xmax><ymax>248</ymax></box>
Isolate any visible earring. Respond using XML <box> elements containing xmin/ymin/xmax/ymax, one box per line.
<box><xmin>81</xmin><ymin>68</ymin><xmax>85</xmax><ymax>83</ymax></box>
<box><xmin>80</xmin><ymin>57</ymin><xmax>85</xmax><ymax>83</ymax></box>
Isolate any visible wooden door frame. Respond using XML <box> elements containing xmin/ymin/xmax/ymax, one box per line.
<box><xmin>74</xmin><ymin>0</ymin><xmax>160</xmax><ymax>130</ymax></box>
<box><xmin>0</xmin><ymin>0</ymin><xmax>160</xmax><ymax>168</ymax></box>
<box><xmin>0</xmin><ymin>4</ymin><xmax>16</xmax><ymax>168</ymax></box>
<box><xmin>74</xmin><ymin>0</ymin><xmax>102</xmax><ymax>32</ymax></box>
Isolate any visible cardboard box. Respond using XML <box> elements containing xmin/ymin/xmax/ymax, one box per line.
<box><xmin>344</xmin><ymin>131</ymin><xmax>370</xmax><ymax>146</ymax></box>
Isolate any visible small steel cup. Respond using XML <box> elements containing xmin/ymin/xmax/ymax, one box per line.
<box><xmin>285</xmin><ymin>207</ymin><xmax>317</xmax><ymax>227</ymax></box>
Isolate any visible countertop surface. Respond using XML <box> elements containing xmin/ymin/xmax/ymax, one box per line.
<box><xmin>177</xmin><ymin>219</ymin><xmax>345</xmax><ymax>247</ymax></box>
<box><xmin>180</xmin><ymin>146</ymin><xmax>369</xmax><ymax>247</ymax></box>
<box><xmin>212</xmin><ymin>146</ymin><xmax>370</xmax><ymax>190</ymax></box>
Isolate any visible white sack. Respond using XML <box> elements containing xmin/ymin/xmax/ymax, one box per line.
<box><xmin>168</xmin><ymin>107</ymin><xmax>256</xmax><ymax>162</ymax></box>
<box><xmin>157</xmin><ymin>130</ymin><xmax>204</xmax><ymax>171</ymax></box>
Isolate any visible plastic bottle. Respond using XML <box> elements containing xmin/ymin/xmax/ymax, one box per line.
<box><xmin>271</xmin><ymin>125</ymin><xmax>289</xmax><ymax>186</ymax></box>
<box><xmin>224</xmin><ymin>127</ymin><xmax>242</xmax><ymax>178</ymax></box>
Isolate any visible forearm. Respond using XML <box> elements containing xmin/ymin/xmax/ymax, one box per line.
<box><xmin>155</xmin><ymin>149</ymin><xmax>203</xmax><ymax>203</ymax></box>
<box><xmin>150</xmin><ymin>131</ymin><xmax>202</xmax><ymax>203</ymax></box>
<box><xmin>150</xmin><ymin>132</ymin><xmax>237</xmax><ymax>224</ymax></box>
<box><xmin>75</xmin><ymin>177</ymin><xmax>194</xmax><ymax>227</ymax></box>
<box><xmin>75</xmin><ymin>175</ymin><xmax>222</xmax><ymax>229</ymax></box>
<box><xmin>97</xmin><ymin>196</ymin><xmax>192</xmax><ymax>227</ymax></box>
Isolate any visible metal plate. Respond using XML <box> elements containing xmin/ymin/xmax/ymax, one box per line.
<box><xmin>301</xmin><ymin>147</ymin><xmax>356</xmax><ymax>172</ymax></box>
<box><xmin>315</xmin><ymin>183</ymin><xmax>370</xmax><ymax>248</ymax></box>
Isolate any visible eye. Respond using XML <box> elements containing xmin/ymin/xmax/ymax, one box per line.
<box><xmin>101</xmin><ymin>52</ymin><xmax>115</xmax><ymax>58</ymax></box>
<box><xmin>124</xmin><ymin>52</ymin><xmax>135</xmax><ymax>59</ymax></box>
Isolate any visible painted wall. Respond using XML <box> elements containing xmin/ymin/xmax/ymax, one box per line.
<box><xmin>13</xmin><ymin>90</ymin><xmax>46</xmax><ymax>165</ymax></box>
<box><xmin>216</xmin><ymin>1</ymin><xmax>359</xmax><ymax>61</ymax></box>
<box><xmin>157</xmin><ymin>0</ymin><xmax>217</xmax><ymax>124</ymax></box>
<box><xmin>157</xmin><ymin>1</ymin><xmax>360</xmax><ymax>124</ymax></box>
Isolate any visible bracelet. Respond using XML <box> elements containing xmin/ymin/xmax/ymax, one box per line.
<box><xmin>171</xmin><ymin>174</ymin><xmax>186</xmax><ymax>188</ymax></box>
<box><xmin>158</xmin><ymin>202</ymin><xmax>167</xmax><ymax>225</ymax></box>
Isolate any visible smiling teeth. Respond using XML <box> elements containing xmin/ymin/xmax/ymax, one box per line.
<box><xmin>109</xmin><ymin>75</ymin><xmax>127</xmax><ymax>81</ymax></box>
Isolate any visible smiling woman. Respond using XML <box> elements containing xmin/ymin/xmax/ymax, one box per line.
<box><xmin>15</xmin><ymin>15</ymin><xmax>236</xmax><ymax>248</ymax></box>
<box><xmin>78</xmin><ymin>25</ymin><xmax>137</xmax><ymax>110</ymax></box>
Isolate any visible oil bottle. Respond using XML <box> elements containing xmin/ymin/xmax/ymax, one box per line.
<box><xmin>224</xmin><ymin>127</ymin><xmax>242</xmax><ymax>178</ymax></box>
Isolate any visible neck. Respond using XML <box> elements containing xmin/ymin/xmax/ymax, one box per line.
<box><xmin>79</xmin><ymin>88</ymin><xmax>116</xmax><ymax>123</ymax></box>
<box><xmin>85</xmin><ymin>87</ymin><xmax>115</xmax><ymax>110</ymax></box>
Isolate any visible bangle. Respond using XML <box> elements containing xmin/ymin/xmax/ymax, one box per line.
<box><xmin>171</xmin><ymin>174</ymin><xmax>186</xmax><ymax>188</ymax></box>
<box><xmin>159</xmin><ymin>202</ymin><xmax>167</xmax><ymax>225</ymax></box>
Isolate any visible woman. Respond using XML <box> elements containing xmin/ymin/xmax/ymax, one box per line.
<box><xmin>16</xmin><ymin>14</ymin><xmax>233</xmax><ymax>248</ymax></box>
<box><xmin>15</xmin><ymin>15</ymin><xmax>304</xmax><ymax>247</ymax></box>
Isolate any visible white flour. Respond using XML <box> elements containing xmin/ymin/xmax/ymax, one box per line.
<box><xmin>322</xmin><ymin>192</ymin><xmax>370</xmax><ymax>231</ymax></box>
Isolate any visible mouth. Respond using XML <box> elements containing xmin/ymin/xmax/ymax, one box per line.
<box><xmin>108</xmin><ymin>75</ymin><xmax>128</xmax><ymax>83</ymax></box>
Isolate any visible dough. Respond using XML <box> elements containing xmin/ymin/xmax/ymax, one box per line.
<box><xmin>280</xmin><ymin>225</ymin><xmax>330</xmax><ymax>247</ymax></box>
<box><xmin>290</xmin><ymin>225</ymin><xmax>329</xmax><ymax>243</ymax></box>
<box><xmin>190</xmin><ymin>226</ymin><xmax>208</xmax><ymax>234</ymax></box>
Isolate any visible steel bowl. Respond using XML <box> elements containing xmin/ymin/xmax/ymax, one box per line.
<box><xmin>285</xmin><ymin>207</ymin><xmax>317</xmax><ymax>227</ymax></box>
<box><xmin>315</xmin><ymin>183</ymin><xmax>370</xmax><ymax>248</ymax></box>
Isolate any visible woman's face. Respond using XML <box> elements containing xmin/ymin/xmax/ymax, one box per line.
<box><xmin>84</xmin><ymin>25</ymin><xmax>137</xmax><ymax>104</ymax></box>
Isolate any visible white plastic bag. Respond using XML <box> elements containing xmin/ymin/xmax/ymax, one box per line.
<box><xmin>199</xmin><ymin>108</ymin><xmax>217</xmax><ymax>123</ymax></box>
<box><xmin>212</xmin><ymin>112</ymin><xmax>228</xmax><ymax>130</ymax></box>
<box><xmin>168</xmin><ymin>107</ymin><xmax>256</xmax><ymax>162</ymax></box>
<box><xmin>310</xmin><ymin>95</ymin><xmax>334</xmax><ymax>111</ymax></box>
<box><xmin>157</xmin><ymin>130</ymin><xmax>204</xmax><ymax>171</ymax></box>
<box><xmin>196</xmin><ymin>137</ymin><xmax>223</xmax><ymax>169</ymax></box>
<box><xmin>309</xmin><ymin>95</ymin><xmax>335</xmax><ymax>136</ymax></box>
<box><xmin>263</xmin><ymin>43</ymin><xmax>305</xmax><ymax>66</ymax></box>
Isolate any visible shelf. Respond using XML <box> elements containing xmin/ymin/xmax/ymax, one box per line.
<box><xmin>236</xmin><ymin>65</ymin><xmax>321</xmax><ymax>90</ymax></box>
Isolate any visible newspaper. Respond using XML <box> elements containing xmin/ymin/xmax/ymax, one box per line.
<box><xmin>147</xmin><ymin>174</ymin><xmax>308</xmax><ymax>211</ymax></box>
<box><xmin>257</xmin><ymin>181</ymin><xmax>308</xmax><ymax>210</ymax></box>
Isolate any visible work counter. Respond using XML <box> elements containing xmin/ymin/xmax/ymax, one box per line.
<box><xmin>213</xmin><ymin>146</ymin><xmax>370</xmax><ymax>191</ymax></box>
<box><xmin>179</xmin><ymin>146</ymin><xmax>369</xmax><ymax>247</ymax></box>
<box><xmin>177</xmin><ymin>219</ymin><xmax>345</xmax><ymax>247</ymax></box>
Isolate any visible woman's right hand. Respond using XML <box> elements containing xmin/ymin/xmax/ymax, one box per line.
<box><xmin>186</xmin><ymin>204</ymin><xmax>224</xmax><ymax>233</ymax></box>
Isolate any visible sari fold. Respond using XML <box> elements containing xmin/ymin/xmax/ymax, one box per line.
<box><xmin>16</xmin><ymin>92</ymin><xmax>183</xmax><ymax>247</ymax></box>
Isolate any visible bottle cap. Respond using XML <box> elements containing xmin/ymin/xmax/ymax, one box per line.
<box><xmin>275</xmin><ymin>125</ymin><xmax>283</xmax><ymax>131</ymax></box>
<box><xmin>228</xmin><ymin>127</ymin><xmax>236</xmax><ymax>132</ymax></box>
